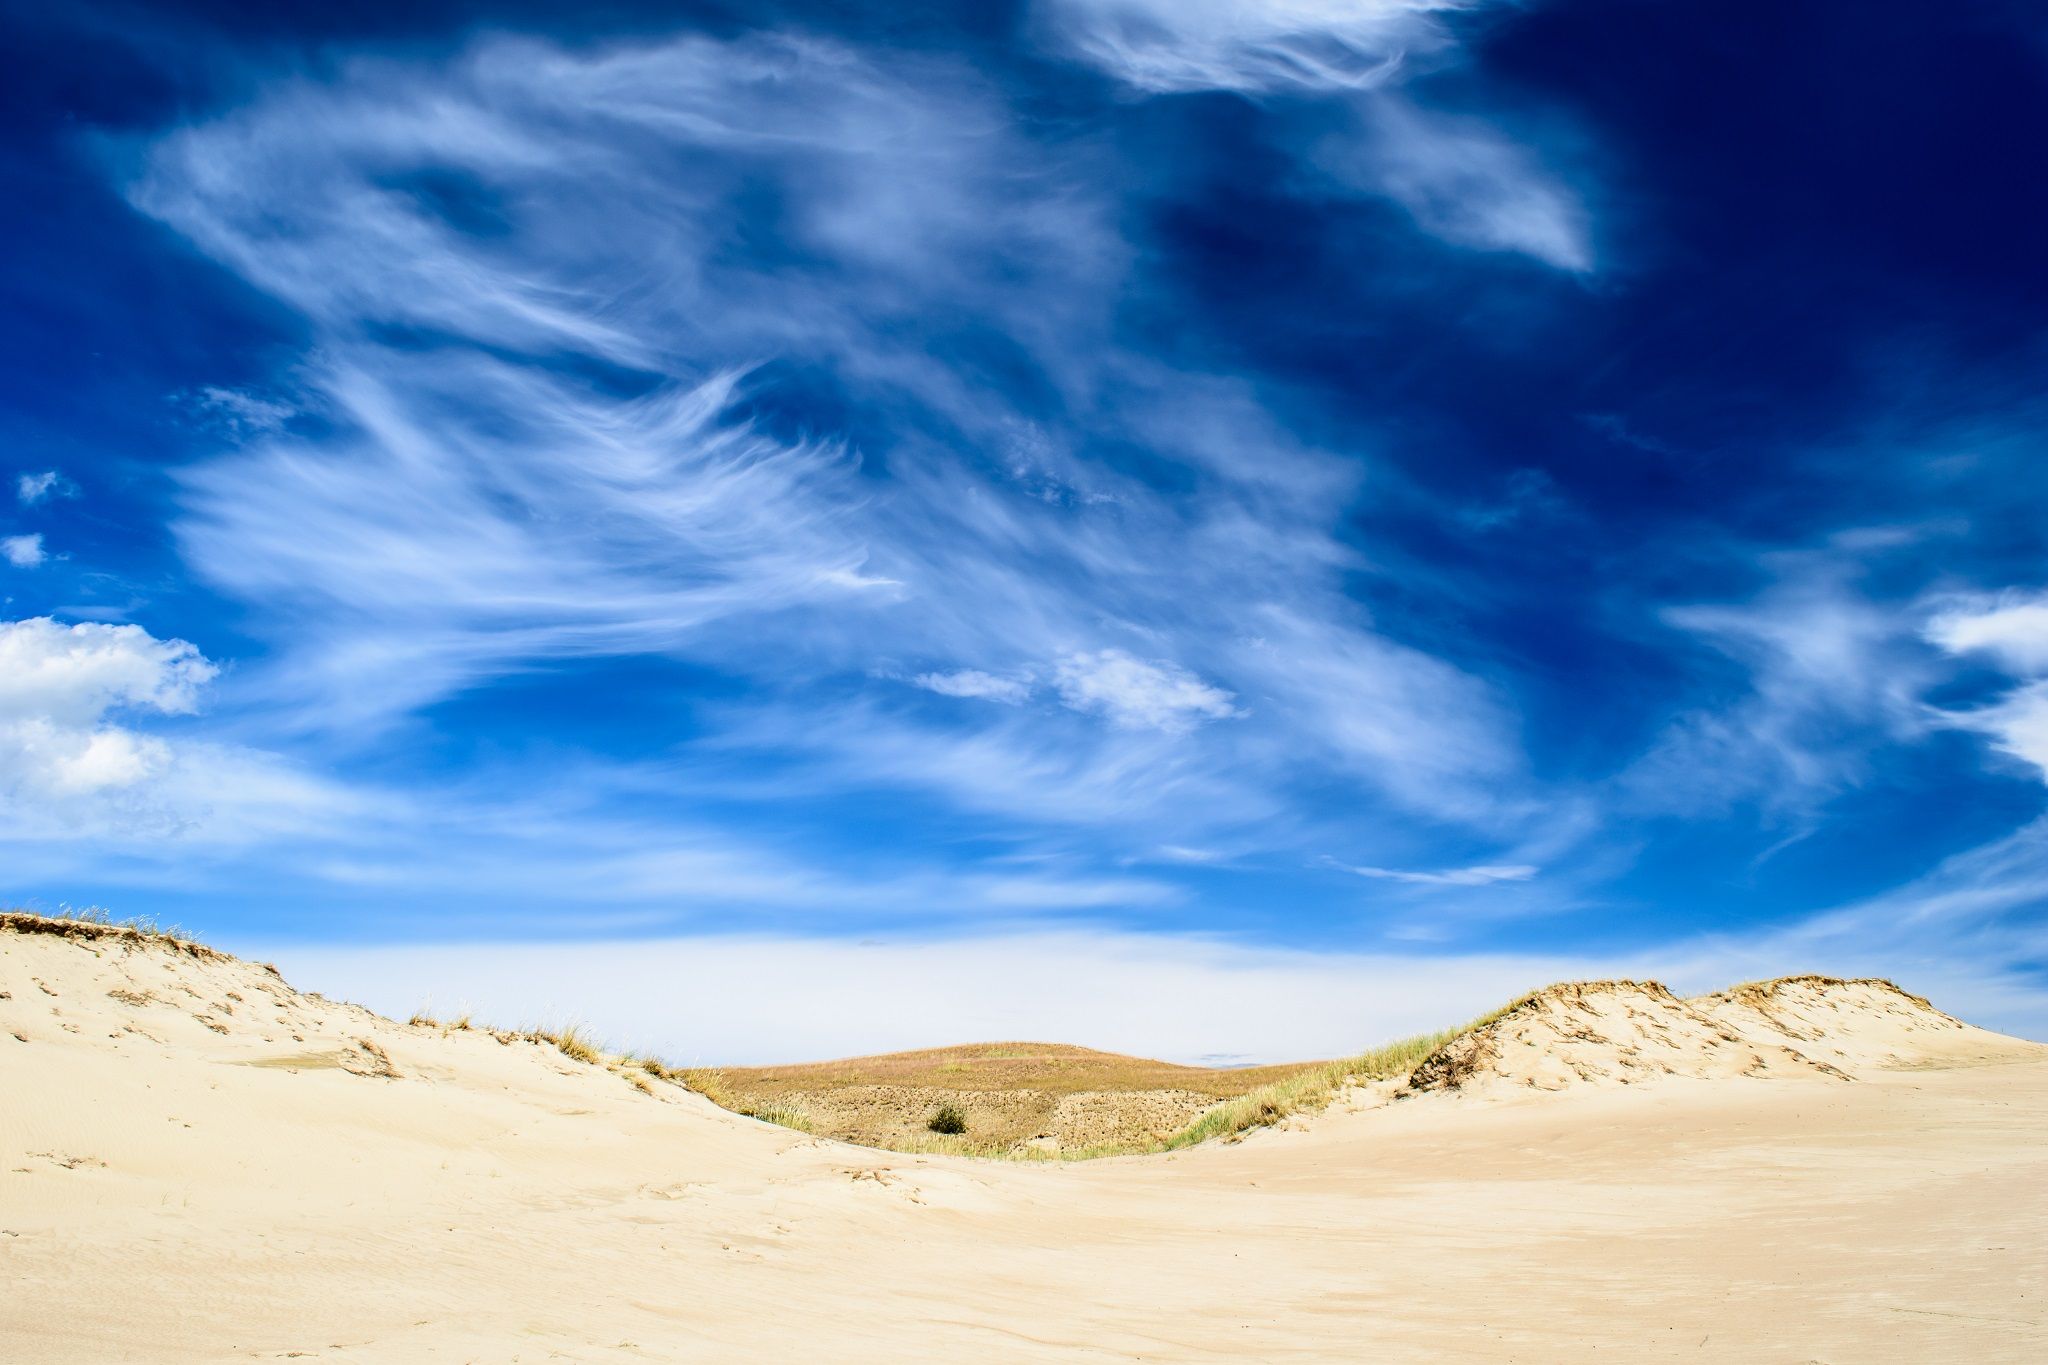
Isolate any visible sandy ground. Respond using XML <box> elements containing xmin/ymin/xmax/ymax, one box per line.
<box><xmin>4</xmin><ymin>920</ymin><xmax>2046</xmax><ymax>1363</ymax></box>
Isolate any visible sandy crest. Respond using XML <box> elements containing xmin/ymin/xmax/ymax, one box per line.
<box><xmin>4</xmin><ymin>920</ymin><xmax>2045</xmax><ymax>1363</ymax></box>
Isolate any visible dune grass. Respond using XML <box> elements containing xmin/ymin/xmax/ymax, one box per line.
<box><xmin>2</xmin><ymin>903</ymin><xmax>203</xmax><ymax>947</ymax></box>
<box><xmin>529</xmin><ymin>1023</ymin><xmax>602</xmax><ymax>1065</ymax></box>
<box><xmin>1155</xmin><ymin>1026</ymin><xmax>1463</xmax><ymax>1152</ymax></box>
<box><xmin>675</xmin><ymin>1068</ymin><xmax>817</xmax><ymax>1133</ymax></box>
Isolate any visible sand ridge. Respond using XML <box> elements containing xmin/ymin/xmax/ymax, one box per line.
<box><xmin>1401</xmin><ymin>973</ymin><xmax>1987</xmax><ymax>1098</ymax></box>
<box><xmin>5</xmin><ymin>914</ymin><xmax>2047</xmax><ymax>1362</ymax></box>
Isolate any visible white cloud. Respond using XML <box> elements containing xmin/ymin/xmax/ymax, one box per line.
<box><xmin>1040</xmin><ymin>0</ymin><xmax>1592</xmax><ymax>271</ymax></box>
<box><xmin>1938</xmin><ymin>683</ymin><xmax>2048</xmax><ymax>782</ymax></box>
<box><xmin>1038</xmin><ymin>0</ymin><xmax>1462</xmax><ymax>96</ymax></box>
<box><xmin>722</xmin><ymin>695</ymin><xmax>1269</xmax><ymax>829</ymax></box>
<box><xmin>1054</xmin><ymin>649</ymin><xmax>1240</xmax><ymax>732</ymax></box>
<box><xmin>971</xmin><ymin>875</ymin><xmax>1179</xmax><ymax>909</ymax></box>
<box><xmin>16</xmin><ymin>471</ymin><xmax>64</xmax><ymax>505</ymax></box>
<box><xmin>1923</xmin><ymin>589</ymin><xmax>2048</xmax><ymax>783</ymax></box>
<box><xmin>0</xmin><ymin>617</ymin><xmax>202</xmax><ymax>811</ymax></box>
<box><xmin>2</xmin><ymin>534</ymin><xmax>45</xmax><ymax>568</ymax></box>
<box><xmin>190</xmin><ymin>386</ymin><xmax>297</xmax><ymax>435</ymax></box>
<box><xmin>1626</xmin><ymin>563</ymin><xmax>1929</xmax><ymax>815</ymax></box>
<box><xmin>1232</xmin><ymin>605</ymin><xmax>1523</xmax><ymax>819</ymax></box>
<box><xmin>175</xmin><ymin>363</ymin><xmax>870</xmax><ymax>730</ymax></box>
<box><xmin>1330</xmin><ymin>858</ymin><xmax>1537</xmax><ymax>886</ymax></box>
<box><xmin>1926</xmin><ymin>590</ymin><xmax>2048</xmax><ymax>675</ymax></box>
<box><xmin>133</xmin><ymin>35</ymin><xmax>1108</xmax><ymax>731</ymax></box>
<box><xmin>0</xmin><ymin>617</ymin><xmax>352</xmax><ymax>843</ymax></box>
<box><xmin>912</xmin><ymin>669</ymin><xmax>1032</xmax><ymax>704</ymax></box>
<box><xmin>1340</xmin><ymin>97</ymin><xmax>1593</xmax><ymax>271</ymax></box>
<box><xmin>111</xmin><ymin>29</ymin><xmax>1542</xmax><ymax>881</ymax></box>
<box><xmin>0</xmin><ymin>617</ymin><xmax>216</xmax><ymax>724</ymax></box>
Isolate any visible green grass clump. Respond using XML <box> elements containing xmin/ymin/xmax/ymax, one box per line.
<box><xmin>927</xmin><ymin>1103</ymin><xmax>968</xmax><ymax>1135</ymax></box>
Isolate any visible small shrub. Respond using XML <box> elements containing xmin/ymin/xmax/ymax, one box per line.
<box><xmin>928</xmin><ymin>1103</ymin><xmax>968</xmax><ymax>1135</ymax></box>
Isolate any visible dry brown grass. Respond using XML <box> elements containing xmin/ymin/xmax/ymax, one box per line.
<box><xmin>0</xmin><ymin>906</ymin><xmax>224</xmax><ymax>963</ymax></box>
<box><xmin>1705</xmin><ymin>975</ymin><xmax>1937</xmax><ymax>1010</ymax></box>
<box><xmin>532</xmin><ymin>1023</ymin><xmax>602</xmax><ymax>1065</ymax></box>
<box><xmin>708</xmin><ymin>1041</ymin><xmax>1320</xmax><ymax>1103</ymax></box>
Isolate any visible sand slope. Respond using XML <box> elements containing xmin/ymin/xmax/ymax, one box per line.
<box><xmin>5</xmin><ymin>916</ymin><xmax>2047</xmax><ymax>1363</ymax></box>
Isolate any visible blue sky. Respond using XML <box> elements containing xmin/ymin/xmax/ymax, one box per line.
<box><xmin>5</xmin><ymin>1</ymin><xmax>2048</xmax><ymax>1059</ymax></box>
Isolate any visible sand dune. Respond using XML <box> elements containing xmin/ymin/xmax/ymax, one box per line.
<box><xmin>1403</xmin><ymin>976</ymin><xmax>1910</xmax><ymax>1095</ymax></box>
<box><xmin>5</xmin><ymin>913</ymin><xmax>2046</xmax><ymax>1362</ymax></box>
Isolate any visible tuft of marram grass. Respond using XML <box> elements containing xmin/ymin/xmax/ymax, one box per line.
<box><xmin>742</xmin><ymin>1102</ymin><xmax>815</xmax><ymax>1133</ymax></box>
<box><xmin>539</xmin><ymin>1023</ymin><xmax>602</xmax><ymax>1065</ymax></box>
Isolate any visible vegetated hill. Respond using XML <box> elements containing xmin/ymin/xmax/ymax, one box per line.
<box><xmin>691</xmin><ymin>1043</ymin><xmax>1332</xmax><ymax>1154</ymax></box>
<box><xmin>710</xmin><ymin>1040</ymin><xmax>1316</xmax><ymax>1096</ymax></box>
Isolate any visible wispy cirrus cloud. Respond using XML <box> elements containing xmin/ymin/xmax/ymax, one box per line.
<box><xmin>1038</xmin><ymin>0</ymin><xmax>1595</xmax><ymax>270</ymax></box>
<box><xmin>1927</xmin><ymin>589</ymin><xmax>2048</xmax><ymax>675</ymax></box>
<box><xmin>1623</xmin><ymin>553</ymin><xmax>1934</xmax><ymax>816</ymax></box>
<box><xmin>912</xmin><ymin>669</ymin><xmax>1033</xmax><ymax>705</ymax></box>
<box><xmin>1035</xmin><ymin>0</ymin><xmax>1464</xmax><ymax>96</ymax></box>
<box><xmin>1924</xmin><ymin>588</ymin><xmax>2048</xmax><ymax>783</ymax></box>
<box><xmin>1327</xmin><ymin>857</ymin><xmax>1537</xmax><ymax>886</ymax></box>
<box><xmin>117</xmin><ymin>26</ymin><xmax>1537</xmax><ymax>877</ymax></box>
